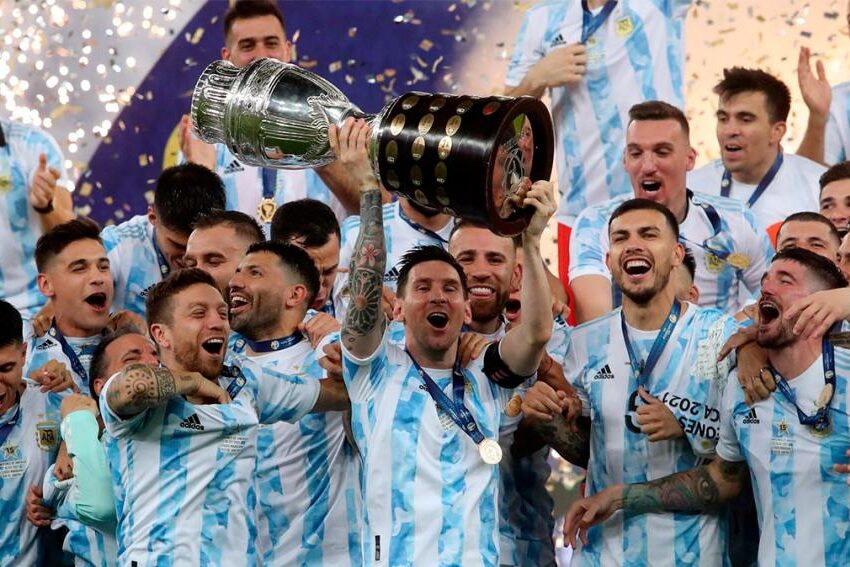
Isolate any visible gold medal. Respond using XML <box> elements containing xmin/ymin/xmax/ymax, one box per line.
<box><xmin>478</xmin><ymin>438</ymin><xmax>503</xmax><ymax>464</ymax></box>
<box><xmin>257</xmin><ymin>198</ymin><xmax>277</xmax><ymax>223</ymax></box>
<box><xmin>817</xmin><ymin>383</ymin><xmax>834</xmax><ymax>409</ymax></box>
<box><xmin>727</xmin><ymin>253</ymin><xmax>751</xmax><ymax>270</ymax></box>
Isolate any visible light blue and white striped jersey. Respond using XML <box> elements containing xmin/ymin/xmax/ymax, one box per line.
<box><xmin>100</xmin><ymin>215</ymin><xmax>166</xmax><ymax>318</ymax></box>
<box><xmin>230</xmin><ymin>335</ymin><xmax>361</xmax><ymax>566</ymax></box>
<box><xmin>499</xmin><ymin>318</ymin><xmax>571</xmax><ymax>567</ymax></box>
<box><xmin>213</xmin><ymin>143</ymin><xmax>347</xmax><ymax>233</ymax></box>
<box><xmin>505</xmin><ymin>0</ymin><xmax>692</xmax><ymax>224</ymax></box>
<box><xmin>335</xmin><ymin>201</ymin><xmax>454</xmax><ymax>318</ymax></box>
<box><xmin>342</xmin><ymin>331</ymin><xmax>515</xmax><ymax>567</ymax></box>
<box><xmin>24</xmin><ymin>329</ymin><xmax>100</xmax><ymax>393</ymax></box>
<box><xmin>0</xmin><ymin>387</ymin><xmax>63</xmax><ymax>566</ymax></box>
<box><xmin>566</xmin><ymin>304</ymin><xmax>736</xmax><ymax>566</ymax></box>
<box><xmin>99</xmin><ymin>357</ymin><xmax>320</xmax><ymax>567</ymax></box>
<box><xmin>824</xmin><ymin>81</ymin><xmax>850</xmax><ymax>165</ymax></box>
<box><xmin>569</xmin><ymin>191</ymin><xmax>774</xmax><ymax>315</ymax></box>
<box><xmin>0</xmin><ymin>118</ymin><xmax>69</xmax><ymax>321</ymax></box>
<box><xmin>716</xmin><ymin>351</ymin><xmax>850</xmax><ymax>567</ymax></box>
<box><xmin>687</xmin><ymin>154</ymin><xmax>825</xmax><ymax>237</ymax></box>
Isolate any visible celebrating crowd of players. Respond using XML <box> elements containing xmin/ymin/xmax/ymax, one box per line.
<box><xmin>3</xmin><ymin>0</ymin><xmax>850</xmax><ymax>566</ymax></box>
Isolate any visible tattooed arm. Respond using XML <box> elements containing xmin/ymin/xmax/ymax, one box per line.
<box><xmin>104</xmin><ymin>364</ymin><xmax>229</xmax><ymax>419</ymax></box>
<box><xmin>530</xmin><ymin>414</ymin><xmax>591</xmax><ymax>468</ymax></box>
<box><xmin>562</xmin><ymin>457</ymin><xmax>748</xmax><ymax>547</ymax></box>
<box><xmin>330</xmin><ymin>118</ymin><xmax>387</xmax><ymax>359</ymax></box>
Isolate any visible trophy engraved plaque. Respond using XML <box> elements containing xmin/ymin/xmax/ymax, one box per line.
<box><xmin>192</xmin><ymin>58</ymin><xmax>554</xmax><ymax>236</ymax></box>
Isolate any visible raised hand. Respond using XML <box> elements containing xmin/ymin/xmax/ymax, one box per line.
<box><xmin>29</xmin><ymin>153</ymin><xmax>61</xmax><ymax>213</ymax></box>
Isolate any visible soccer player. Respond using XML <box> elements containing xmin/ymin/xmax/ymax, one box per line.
<box><xmin>183</xmin><ymin>209</ymin><xmax>265</xmax><ymax>294</ymax></box>
<box><xmin>101</xmin><ymin>163</ymin><xmax>226</xmax><ymax>316</ymax></box>
<box><xmin>227</xmin><ymin>241</ymin><xmax>358</xmax><ymax>565</ymax></box>
<box><xmin>775</xmin><ymin>212</ymin><xmax>841</xmax><ymax>262</ymax></box>
<box><xmin>179</xmin><ymin>0</ymin><xmax>359</xmax><ymax>225</ymax></box>
<box><xmin>817</xmin><ymin>161</ymin><xmax>850</xmax><ymax>235</ymax></box>
<box><xmin>524</xmin><ymin>198</ymin><xmax>738</xmax><ymax>566</ymax></box>
<box><xmin>26</xmin><ymin>219</ymin><xmax>114</xmax><ymax>392</ymax></box>
<box><xmin>334</xmin><ymin>118</ymin><xmax>554</xmax><ymax>566</ymax></box>
<box><xmin>0</xmin><ymin>299</ymin><xmax>63</xmax><ymax>564</ymax></box>
<box><xmin>99</xmin><ymin>268</ymin><xmax>348</xmax><ymax>565</ymax></box>
<box><xmin>563</xmin><ymin>248</ymin><xmax>850</xmax><ymax>566</ymax></box>
<box><xmin>688</xmin><ymin>68</ymin><xmax>826</xmax><ymax>240</ymax></box>
<box><xmin>504</xmin><ymin>0</ymin><xmax>693</xmax><ymax>309</ymax></box>
<box><xmin>41</xmin><ymin>328</ymin><xmax>160</xmax><ymax>566</ymax></box>
<box><xmin>0</xmin><ymin>119</ymin><xmax>74</xmax><ymax>327</ymax></box>
<box><xmin>570</xmin><ymin>101</ymin><xmax>773</xmax><ymax>322</ymax></box>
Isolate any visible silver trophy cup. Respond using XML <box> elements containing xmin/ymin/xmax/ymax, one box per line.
<box><xmin>191</xmin><ymin>58</ymin><xmax>553</xmax><ymax>235</ymax></box>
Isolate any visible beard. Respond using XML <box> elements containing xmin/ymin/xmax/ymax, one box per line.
<box><xmin>756</xmin><ymin>320</ymin><xmax>796</xmax><ymax>349</ymax></box>
<box><xmin>618</xmin><ymin>268</ymin><xmax>671</xmax><ymax>306</ymax></box>
<box><xmin>173</xmin><ymin>338</ymin><xmax>222</xmax><ymax>380</ymax></box>
<box><xmin>471</xmin><ymin>289</ymin><xmax>510</xmax><ymax>326</ymax></box>
<box><xmin>229</xmin><ymin>294</ymin><xmax>283</xmax><ymax>340</ymax></box>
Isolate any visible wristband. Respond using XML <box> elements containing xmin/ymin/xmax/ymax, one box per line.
<box><xmin>33</xmin><ymin>201</ymin><xmax>54</xmax><ymax>214</ymax></box>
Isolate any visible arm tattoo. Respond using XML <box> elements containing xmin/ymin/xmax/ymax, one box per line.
<box><xmin>535</xmin><ymin>415</ymin><xmax>591</xmax><ymax>468</ymax></box>
<box><xmin>342</xmin><ymin>189</ymin><xmax>386</xmax><ymax>346</ymax></box>
<box><xmin>622</xmin><ymin>460</ymin><xmax>748</xmax><ymax>515</ymax></box>
<box><xmin>107</xmin><ymin>364</ymin><xmax>179</xmax><ymax>418</ymax></box>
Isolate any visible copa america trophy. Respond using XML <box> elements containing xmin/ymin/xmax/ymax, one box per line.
<box><xmin>191</xmin><ymin>58</ymin><xmax>554</xmax><ymax>235</ymax></box>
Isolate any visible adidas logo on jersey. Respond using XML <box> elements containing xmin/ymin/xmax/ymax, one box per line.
<box><xmin>742</xmin><ymin>408</ymin><xmax>759</xmax><ymax>424</ymax></box>
<box><xmin>36</xmin><ymin>339</ymin><xmax>56</xmax><ymax>351</ymax></box>
<box><xmin>384</xmin><ymin>266</ymin><xmax>400</xmax><ymax>283</ymax></box>
<box><xmin>592</xmin><ymin>364</ymin><xmax>614</xmax><ymax>380</ymax></box>
<box><xmin>179</xmin><ymin>413</ymin><xmax>205</xmax><ymax>431</ymax></box>
<box><xmin>223</xmin><ymin>160</ymin><xmax>244</xmax><ymax>174</ymax></box>
<box><xmin>550</xmin><ymin>32</ymin><xmax>566</xmax><ymax>47</ymax></box>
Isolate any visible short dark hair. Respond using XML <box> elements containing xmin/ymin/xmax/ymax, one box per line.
<box><xmin>88</xmin><ymin>326</ymin><xmax>147</xmax><ymax>399</ymax></box>
<box><xmin>681</xmin><ymin>245</ymin><xmax>696</xmax><ymax>282</ymax></box>
<box><xmin>0</xmin><ymin>300</ymin><xmax>23</xmax><ymax>347</ymax></box>
<box><xmin>628</xmin><ymin>100</ymin><xmax>690</xmax><ymax>138</ymax></box>
<box><xmin>244</xmin><ymin>240</ymin><xmax>321</xmax><ymax>307</ymax></box>
<box><xmin>713</xmin><ymin>67</ymin><xmax>791</xmax><ymax>123</ymax></box>
<box><xmin>819</xmin><ymin>161</ymin><xmax>850</xmax><ymax>192</ymax></box>
<box><xmin>608</xmin><ymin>198</ymin><xmax>680</xmax><ymax>240</ymax></box>
<box><xmin>448</xmin><ymin>219</ymin><xmax>518</xmax><ymax>253</ymax></box>
<box><xmin>35</xmin><ymin>217</ymin><xmax>102</xmax><ymax>272</ymax></box>
<box><xmin>193</xmin><ymin>209</ymin><xmax>265</xmax><ymax>245</ymax></box>
<box><xmin>778</xmin><ymin>212</ymin><xmax>842</xmax><ymax>248</ymax></box>
<box><xmin>270</xmin><ymin>199</ymin><xmax>340</xmax><ymax>247</ymax></box>
<box><xmin>146</xmin><ymin>268</ymin><xmax>219</xmax><ymax>327</ymax></box>
<box><xmin>396</xmin><ymin>245</ymin><xmax>469</xmax><ymax>298</ymax></box>
<box><xmin>223</xmin><ymin>0</ymin><xmax>286</xmax><ymax>42</ymax></box>
<box><xmin>771</xmin><ymin>247</ymin><xmax>847</xmax><ymax>290</ymax></box>
<box><xmin>154</xmin><ymin>164</ymin><xmax>226</xmax><ymax>235</ymax></box>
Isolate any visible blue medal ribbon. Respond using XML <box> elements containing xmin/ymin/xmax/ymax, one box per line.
<box><xmin>261</xmin><ymin>167</ymin><xmax>277</xmax><ymax>202</ymax></box>
<box><xmin>49</xmin><ymin>320</ymin><xmax>98</xmax><ymax>387</ymax></box>
<box><xmin>772</xmin><ymin>332</ymin><xmax>837</xmax><ymax>433</ymax></box>
<box><xmin>405</xmin><ymin>349</ymin><xmax>485</xmax><ymax>445</ymax></box>
<box><xmin>0</xmin><ymin>405</ymin><xmax>21</xmax><ymax>448</ymax></box>
<box><xmin>720</xmin><ymin>152</ymin><xmax>783</xmax><ymax>208</ymax></box>
<box><xmin>320</xmin><ymin>300</ymin><xmax>336</xmax><ymax>317</ymax></box>
<box><xmin>679</xmin><ymin>190</ymin><xmax>733</xmax><ymax>262</ymax></box>
<box><xmin>581</xmin><ymin>0</ymin><xmax>618</xmax><ymax>44</ymax></box>
<box><xmin>620</xmin><ymin>300</ymin><xmax>681</xmax><ymax>392</ymax></box>
<box><xmin>150</xmin><ymin>229</ymin><xmax>171</xmax><ymax>278</ymax></box>
<box><xmin>398</xmin><ymin>204</ymin><xmax>450</xmax><ymax>244</ymax></box>
<box><xmin>235</xmin><ymin>330</ymin><xmax>304</xmax><ymax>354</ymax></box>
<box><xmin>220</xmin><ymin>365</ymin><xmax>249</xmax><ymax>399</ymax></box>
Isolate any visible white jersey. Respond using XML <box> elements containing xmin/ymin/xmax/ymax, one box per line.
<box><xmin>717</xmin><ymin>351</ymin><xmax>850</xmax><ymax>567</ymax></box>
<box><xmin>569</xmin><ymin>191</ymin><xmax>774</xmax><ymax>315</ymax></box>
<box><xmin>0</xmin><ymin>118</ymin><xmax>69</xmax><ymax>320</ymax></box>
<box><xmin>24</xmin><ymin>328</ymin><xmax>100</xmax><ymax>393</ymax></box>
<box><xmin>230</xmin><ymin>335</ymin><xmax>361</xmax><ymax>566</ymax></box>
<box><xmin>505</xmin><ymin>0</ymin><xmax>692</xmax><ymax>225</ymax></box>
<box><xmin>824</xmin><ymin>81</ymin><xmax>850</xmax><ymax>165</ymax></box>
<box><xmin>99</xmin><ymin>357</ymin><xmax>320</xmax><ymax>566</ymax></box>
<box><xmin>687</xmin><ymin>153</ymin><xmax>826</xmax><ymax>237</ymax></box>
<box><xmin>566</xmin><ymin>304</ymin><xmax>736</xmax><ymax>566</ymax></box>
<box><xmin>100</xmin><ymin>215</ymin><xmax>167</xmax><ymax>317</ymax></box>
<box><xmin>0</xmin><ymin>387</ymin><xmax>63</xmax><ymax>565</ymax></box>
<box><xmin>342</xmin><ymin>331</ymin><xmax>515</xmax><ymax>567</ymax></box>
<box><xmin>335</xmin><ymin>201</ymin><xmax>454</xmax><ymax>318</ymax></box>
<box><xmin>214</xmin><ymin>143</ymin><xmax>347</xmax><ymax>233</ymax></box>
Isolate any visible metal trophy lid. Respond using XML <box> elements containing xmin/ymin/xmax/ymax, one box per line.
<box><xmin>191</xmin><ymin>60</ymin><xmax>241</xmax><ymax>144</ymax></box>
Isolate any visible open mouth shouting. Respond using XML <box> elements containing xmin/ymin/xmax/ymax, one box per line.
<box><xmin>639</xmin><ymin>179</ymin><xmax>662</xmax><ymax>193</ymax></box>
<box><xmin>622</xmin><ymin>256</ymin><xmax>653</xmax><ymax>281</ymax></box>
<box><xmin>425</xmin><ymin>311</ymin><xmax>450</xmax><ymax>330</ymax></box>
<box><xmin>200</xmin><ymin>336</ymin><xmax>226</xmax><ymax>356</ymax></box>
<box><xmin>229</xmin><ymin>291</ymin><xmax>251</xmax><ymax>316</ymax></box>
<box><xmin>722</xmin><ymin>143</ymin><xmax>744</xmax><ymax>162</ymax></box>
<box><xmin>84</xmin><ymin>292</ymin><xmax>109</xmax><ymax>313</ymax></box>
<box><xmin>758</xmin><ymin>299</ymin><xmax>781</xmax><ymax>325</ymax></box>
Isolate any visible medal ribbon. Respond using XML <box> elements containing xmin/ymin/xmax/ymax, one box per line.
<box><xmin>0</xmin><ymin>405</ymin><xmax>21</xmax><ymax>448</ymax></box>
<box><xmin>220</xmin><ymin>365</ymin><xmax>249</xmax><ymax>399</ymax></box>
<box><xmin>261</xmin><ymin>167</ymin><xmax>277</xmax><ymax>202</ymax></box>
<box><xmin>241</xmin><ymin>330</ymin><xmax>304</xmax><ymax>353</ymax></box>
<box><xmin>679</xmin><ymin>190</ymin><xmax>732</xmax><ymax>261</ymax></box>
<box><xmin>581</xmin><ymin>0</ymin><xmax>618</xmax><ymax>44</ymax></box>
<box><xmin>620</xmin><ymin>300</ymin><xmax>681</xmax><ymax>392</ymax></box>
<box><xmin>405</xmin><ymin>348</ymin><xmax>486</xmax><ymax>446</ymax></box>
<box><xmin>772</xmin><ymin>331</ymin><xmax>837</xmax><ymax>433</ymax></box>
<box><xmin>150</xmin><ymin>230</ymin><xmax>171</xmax><ymax>278</ymax></box>
<box><xmin>720</xmin><ymin>152</ymin><xmax>783</xmax><ymax>208</ymax></box>
<box><xmin>398</xmin><ymin>204</ymin><xmax>450</xmax><ymax>244</ymax></box>
<box><xmin>49</xmin><ymin>320</ymin><xmax>97</xmax><ymax>387</ymax></box>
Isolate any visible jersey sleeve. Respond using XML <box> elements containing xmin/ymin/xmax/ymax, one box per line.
<box><xmin>667</xmin><ymin>0</ymin><xmax>694</xmax><ymax>19</ymax></box>
<box><xmin>341</xmin><ymin>327</ymin><xmax>391</xmax><ymax>402</ymax></box>
<box><xmin>738</xmin><ymin>207</ymin><xmax>775</xmax><ymax>296</ymax></box>
<box><xmin>504</xmin><ymin>5</ymin><xmax>549</xmax><ymax>87</ymax></box>
<box><xmin>562</xmin><ymin>336</ymin><xmax>590</xmax><ymax>417</ymax></box>
<box><xmin>825</xmin><ymin>95</ymin><xmax>848</xmax><ymax>165</ymax></box>
<box><xmin>61</xmin><ymin>410</ymin><xmax>116</xmax><ymax>530</ymax></box>
<box><xmin>715</xmin><ymin>369</ymin><xmax>745</xmax><ymax>462</ymax></box>
<box><xmin>569</xmin><ymin>205</ymin><xmax>612</xmax><ymax>281</ymax></box>
<box><xmin>251</xmin><ymin>362</ymin><xmax>322</xmax><ymax>424</ymax></box>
